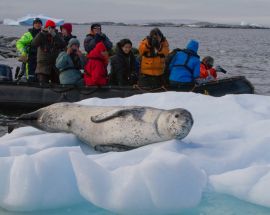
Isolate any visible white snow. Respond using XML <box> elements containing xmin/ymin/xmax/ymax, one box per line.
<box><xmin>0</xmin><ymin>92</ymin><xmax>270</xmax><ymax>214</ymax></box>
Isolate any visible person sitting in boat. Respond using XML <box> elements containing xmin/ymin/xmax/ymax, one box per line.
<box><xmin>109</xmin><ymin>39</ymin><xmax>138</xmax><ymax>86</ymax></box>
<box><xmin>55</xmin><ymin>38</ymin><xmax>85</xmax><ymax>86</ymax></box>
<box><xmin>16</xmin><ymin>17</ymin><xmax>43</xmax><ymax>82</ymax></box>
<box><xmin>200</xmin><ymin>56</ymin><xmax>217</xmax><ymax>81</ymax></box>
<box><xmin>84</xmin><ymin>23</ymin><xmax>113</xmax><ymax>53</ymax></box>
<box><xmin>168</xmin><ymin>39</ymin><xmax>200</xmax><ymax>86</ymax></box>
<box><xmin>31</xmin><ymin>20</ymin><xmax>66</xmax><ymax>84</ymax></box>
<box><xmin>197</xmin><ymin>56</ymin><xmax>228</xmax><ymax>84</ymax></box>
<box><xmin>138</xmin><ymin>28</ymin><xmax>169</xmax><ymax>88</ymax></box>
<box><xmin>60</xmin><ymin>23</ymin><xmax>77</xmax><ymax>46</ymax></box>
<box><xmin>84</xmin><ymin>42</ymin><xmax>109</xmax><ymax>86</ymax></box>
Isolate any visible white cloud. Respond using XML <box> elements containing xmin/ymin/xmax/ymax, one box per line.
<box><xmin>0</xmin><ymin>0</ymin><xmax>269</xmax><ymax>25</ymax></box>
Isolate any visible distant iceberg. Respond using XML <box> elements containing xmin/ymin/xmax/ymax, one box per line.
<box><xmin>3</xmin><ymin>14</ymin><xmax>64</xmax><ymax>26</ymax></box>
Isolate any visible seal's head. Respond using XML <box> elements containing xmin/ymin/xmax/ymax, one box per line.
<box><xmin>157</xmin><ymin>108</ymin><xmax>194</xmax><ymax>140</ymax></box>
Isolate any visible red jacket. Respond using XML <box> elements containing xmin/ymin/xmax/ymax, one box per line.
<box><xmin>84</xmin><ymin>42</ymin><xmax>108</xmax><ymax>86</ymax></box>
<box><xmin>200</xmin><ymin>63</ymin><xmax>217</xmax><ymax>79</ymax></box>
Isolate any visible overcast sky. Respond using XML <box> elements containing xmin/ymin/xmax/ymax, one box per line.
<box><xmin>0</xmin><ymin>0</ymin><xmax>269</xmax><ymax>25</ymax></box>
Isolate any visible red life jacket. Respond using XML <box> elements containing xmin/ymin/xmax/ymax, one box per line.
<box><xmin>200</xmin><ymin>63</ymin><xmax>217</xmax><ymax>79</ymax></box>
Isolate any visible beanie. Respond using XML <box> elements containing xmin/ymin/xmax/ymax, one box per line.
<box><xmin>202</xmin><ymin>56</ymin><xmax>214</xmax><ymax>67</ymax></box>
<box><xmin>45</xmin><ymin>20</ymin><xmax>56</xmax><ymax>28</ymax></box>
<box><xmin>68</xmin><ymin>38</ymin><xmax>80</xmax><ymax>48</ymax></box>
<box><xmin>60</xmin><ymin>23</ymin><xmax>72</xmax><ymax>35</ymax></box>
<box><xmin>33</xmin><ymin>18</ymin><xmax>42</xmax><ymax>25</ymax></box>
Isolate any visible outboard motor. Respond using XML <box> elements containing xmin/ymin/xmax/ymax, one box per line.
<box><xmin>0</xmin><ymin>64</ymin><xmax>13</xmax><ymax>81</ymax></box>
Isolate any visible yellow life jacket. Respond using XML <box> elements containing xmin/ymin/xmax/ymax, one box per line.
<box><xmin>139</xmin><ymin>39</ymin><xmax>169</xmax><ymax>76</ymax></box>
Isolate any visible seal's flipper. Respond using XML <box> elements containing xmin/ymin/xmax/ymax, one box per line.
<box><xmin>91</xmin><ymin>107</ymin><xmax>145</xmax><ymax>123</ymax></box>
<box><xmin>94</xmin><ymin>144</ymin><xmax>136</xmax><ymax>152</ymax></box>
<box><xmin>0</xmin><ymin>112</ymin><xmax>40</xmax><ymax>133</ymax></box>
<box><xmin>17</xmin><ymin>110</ymin><xmax>40</xmax><ymax>121</ymax></box>
<box><xmin>15</xmin><ymin>110</ymin><xmax>43</xmax><ymax>129</ymax></box>
<box><xmin>0</xmin><ymin>115</ymin><xmax>20</xmax><ymax>133</ymax></box>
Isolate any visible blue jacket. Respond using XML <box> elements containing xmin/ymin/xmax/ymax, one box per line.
<box><xmin>169</xmin><ymin>40</ymin><xmax>200</xmax><ymax>83</ymax></box>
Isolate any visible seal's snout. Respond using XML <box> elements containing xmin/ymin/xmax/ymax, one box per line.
<box><xmin>168</xmin><ymin>109</ymin><xmax>194</xmax><ymax>139</ymax></box>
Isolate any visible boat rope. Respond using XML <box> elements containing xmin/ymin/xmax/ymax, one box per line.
<box><xmin>133</xmin><ymin>85</ymin><xmax>168</xmax><ymax>93</ymax></box>
<box><xmin>190</xmin><ymin>85</ymin><xmax>196</xmax><ymax>92</ymax></box>
<box><xmin>49</xmin><ymin>86</ymin><xmax>76</xmax><ymax>93</ymax></box>
<box><xmin>77</xmin><ymin>87</ymin><xmax>100</xmax><ymax>95</ymax></box>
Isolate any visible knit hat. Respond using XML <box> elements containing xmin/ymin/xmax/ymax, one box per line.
<box><xmin>67</xmin><ymin>38</ymin><xmax>80</xmax><ymax>48</ymax></box>
<box><xmin>33</xmin><ymin>18</ymin><xmax>42</xmax><ymax>25</ymax></box>
<box><xmin>91</xmin><ymin>23</ymin><xmax>101</xmax><ymax>30</ymax></box>
<box><xmin>45</xmin><ymin>20</ymin><xmax>56</xmax><ymax>28</ymax></box>
<box><xmin>202</xmin><ymin>56</ymin><xmax>214</xmax><ymax>68</ymax></box>
<box><xmin>60</xmin><ymin>23</ymin><xmax>72</xmax><ymax>34</ymax></box>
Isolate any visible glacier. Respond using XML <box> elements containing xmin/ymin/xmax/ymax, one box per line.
<box><xmin>3</xmin><ymin>14</ymin><xmax>64</xmax><ymax>26</ymax></box>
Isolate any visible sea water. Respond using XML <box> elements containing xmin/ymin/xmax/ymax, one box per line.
<box><xmin>0</xmin><ymin>24</ymin><xmax>270</xmax><ymax>95</ymax></box>
<box><xmin>1</xmin><ymin>193</ymin><xmax>270</xmax><ymax>215</ymax></box>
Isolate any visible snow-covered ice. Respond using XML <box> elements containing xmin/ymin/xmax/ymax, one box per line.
<box><xmin>0</xmin><ymin>92</ymin><xmax>270</xmax><ymax>214</ymax></box>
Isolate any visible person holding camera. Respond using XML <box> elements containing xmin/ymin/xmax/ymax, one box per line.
<box><xmin>138</xmin><ymin>28</ymin><xmax>169</xmax><ymax>88</ymax></box>
<box><xmin>16</xmin><ymin>17</ymin><xmax>43</xmax><ymax>82</ymax></box>
<box><xmin>84</xmin><ymin>23</ymin><xmax>113</xmax><ymax>54</ymax></box>
<box><xmin>200</xmin><ymin>56</ymin><xmax>217</xmax><ymax>80</ymax></box>
<box><xmin>56</xmin><ymin>38</ymin><xmax>85</xmax><ymax>86</ymax></box>
<box><xmin>60</xmin><ymin>23</ymin><xmax>77</xmax><ymax>46</ymax></box>
<box><xmin>31</xmin><ymin>19</ymin><xmax>66</xmax><ymax>84</ymax></box>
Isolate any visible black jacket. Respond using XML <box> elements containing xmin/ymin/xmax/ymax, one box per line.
<box><xmin>109</xmin><ymin>45</ymin><xmax>137</xmax><ymax>86</ymax></box>
<box><xmin>84</xmin><ymin>33</ymin><xmax>112</xmax><ymax>53</ymax></box>
<box><xmin>61</xmin><ymin>34</ymin><xmax>77</xmax><ymax>46</ymax></box>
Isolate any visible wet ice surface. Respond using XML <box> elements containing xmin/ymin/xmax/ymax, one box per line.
<box><xmin>0</xmin><ymin>92</ymin><xmax>270</xmax><ymax>214</ymax></box>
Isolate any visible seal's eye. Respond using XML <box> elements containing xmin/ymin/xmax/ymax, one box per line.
<box><xmin>175</xmin><ymin>114</ymin><xmax>179</xmax><ymax>118</ymax></box>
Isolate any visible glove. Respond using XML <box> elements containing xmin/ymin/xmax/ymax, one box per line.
<box><xmin>130</xmin><ymin>72</ymin><xmax>138</xmax><ymax>83</ymax></box>
<box><xmin>18</xmin><ymin>54</ymin><xmax>28</xmax><ymax>63</ymax></box>
<box><xmin>151</xmin><ymin>38</ymin><xmax>160</xmax><ymax>49</ymax></box>
<box><xmin>146</xmin><ymin>36</ymin><xmax>152</xmax><ymax>46</ymax></box>
<box><xmin>48</xmin><ymin>28</ymin><xmax>56</xmax><ymax>37</ymax></box>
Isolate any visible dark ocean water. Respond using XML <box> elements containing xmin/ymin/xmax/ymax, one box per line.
<box><xmin>1</xmin><ymin>24</ymin><xmax>270</xmax><ymax>95</ymax></box>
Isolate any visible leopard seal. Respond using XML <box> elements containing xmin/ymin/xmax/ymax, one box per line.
<box><xmin>15</xmin><ymin>103</ymin><xmax>194</xmax><ymax>152</ymax></box>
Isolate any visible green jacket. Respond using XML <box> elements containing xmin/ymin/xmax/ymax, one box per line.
<box><xmin>16</xmin><ymin>32</ymin><xmax>33</xmax><ymax>56</ymax></box>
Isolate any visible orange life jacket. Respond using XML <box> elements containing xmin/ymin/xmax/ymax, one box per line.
<box><xmin>200</xmin><ymin>63</ymin><xmax>217</xmax><ymax>79</ymax></box>
<box><xmin>139</xmin><ymin>38</ymin><xmax>169</xmax><ymax>76</ymax></box>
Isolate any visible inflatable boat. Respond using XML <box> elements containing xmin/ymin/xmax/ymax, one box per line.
<box><xmin>0</xmin><ymin>76</ymin><xmax>254</xmax><ymax>115</ymax></box>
